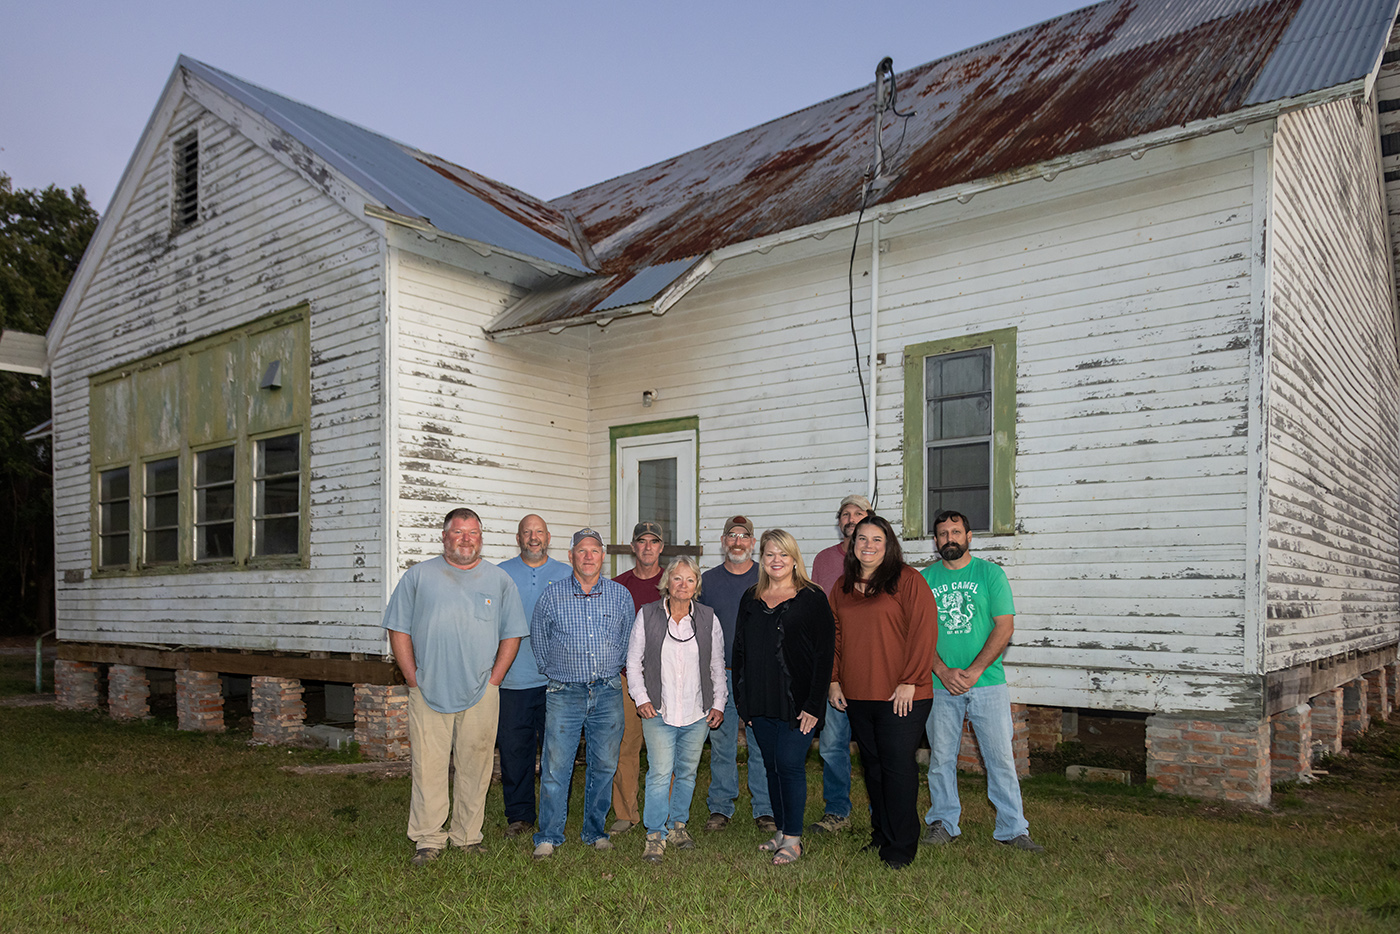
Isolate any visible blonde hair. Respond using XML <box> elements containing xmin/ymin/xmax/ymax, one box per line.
<box><xmin>658</xmin><ymin>556</ymin><xmax>704</xmax><ymax>599</ymax></box>
<box><xmin>755</xmin><ymin>529</ymin><xmax>815</xmax><ymax>595</ymax></box>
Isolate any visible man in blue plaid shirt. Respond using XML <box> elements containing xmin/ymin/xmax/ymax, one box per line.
<box><xmin>529</xmin><ymin>528</ymin><xmax>636</xmax><ymax>859</ymax></box>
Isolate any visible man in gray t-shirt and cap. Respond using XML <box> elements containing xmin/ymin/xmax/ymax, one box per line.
<box><xmin>383</xmin><ymin>507</ymin><xmax>528</xmax><ymax>867</ymax></box>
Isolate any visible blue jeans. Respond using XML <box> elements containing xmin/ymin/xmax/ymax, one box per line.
<box><xmin>640</xmin><ymin>715</ymin><xmax>709</xmax><ymax>836</ymax></box>
<box><xmin>707</xmin><ymin>669</ymin><xmax>772</xmax><ymax>818</ymax></box>
<box><xmin>498</xmin><ymin>685</ymin><xmax>546</xmax><ymax>824</ymax></box>
<box><xmin>747</xmin><ymin>717</ymin><xmax>813</xmax><ymax>837</ymax></box>
<box><xmin>817</xmin><ymin>701</ymin><xmax>852</xmax><ymax>818</ymax></box>
<box><xmin>534</xmin><ymin>677</ymin><xmax>624</xmax><ymax>847</ymax></box>
<box><xmin>924</xmin><ymin>684</ymin><xmax>1029</xmax><ymax>841</ymax></box>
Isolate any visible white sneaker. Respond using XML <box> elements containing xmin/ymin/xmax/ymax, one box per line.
<box><xmin>532</xmin><ymin>842</ymin><xmax>556</xmax><ymax>860</ymax></box>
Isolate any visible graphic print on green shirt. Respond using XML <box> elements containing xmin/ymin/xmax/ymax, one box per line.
<box><xmin>921</xmin><ymin>556</ymin><xmax>1015</xmax><ymax>690</ymax></box>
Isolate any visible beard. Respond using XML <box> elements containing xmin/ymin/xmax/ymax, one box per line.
<box><xmin>521</xmin><ymin>544</ymin><xmax>547</xmax><ymax>562</ymax></box>
<box><xmin>725</xmin><ymin>548</ymin><xmax>751</xmax><ymax>565</ymax></box>
<box><xmin>446</xmin><ymin>543</ymin><xmax>481</xmax><ymax>567</ymax></box>
<box><xmin>938</xmin><ymin>541</ymin><xmax>965</xmax><ymax>562</ymax></box>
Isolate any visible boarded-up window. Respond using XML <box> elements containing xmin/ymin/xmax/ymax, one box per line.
<box><xmin>89</xmin><ymin>306</ymin><xmax>309</xmax><ymax>572</ymax></box>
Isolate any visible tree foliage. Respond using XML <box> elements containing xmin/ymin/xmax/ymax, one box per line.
<box><xmin>0</xmin><ymin>173</ymin><xmax>99</xmax><ymax>634</ymax></box>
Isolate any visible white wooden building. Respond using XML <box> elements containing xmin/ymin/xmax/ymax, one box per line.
<box><xmin>42</xmin><ymin>0</ymin><xmax>1400</xmax><ymax>797</ymax></box>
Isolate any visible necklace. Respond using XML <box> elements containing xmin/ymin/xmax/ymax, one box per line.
<box><xmin>666</xmin><ymin>600</ymin><xmax>696</xmax><ymax>643</ymax></box>
<box><xmin>666</xmin><ymin>618</ymin><xmax>696</xmax><ymax>643</ymax></box>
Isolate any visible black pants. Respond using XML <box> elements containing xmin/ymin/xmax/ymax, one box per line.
<box><xmin>847</xmin><ymin>696</ymin><xmax>933</xmax><ymax>868</ymax></box>
<box><xmin>498</xmin><ymin>685</ymin><xmax>546</xmax><ymax>823</ymax></box>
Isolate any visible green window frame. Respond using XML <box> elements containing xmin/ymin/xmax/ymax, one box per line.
<box><xmin>88</xmin><ymin>305</ymin><xmax>310</xmax><ymax>574</ymax></box>
<box><xmin>902</xmin><ymin>327</ymin><xmax>1017</xmax><ymax>537</ymax></box>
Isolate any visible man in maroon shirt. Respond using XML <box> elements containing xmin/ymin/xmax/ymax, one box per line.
<box><xmin>607</xmin><ymin>521</ymin><xmax>666</xmax><ymax>834</ymax></box>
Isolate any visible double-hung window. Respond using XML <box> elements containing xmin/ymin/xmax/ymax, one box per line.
<box><xmin>902</xmin><ymin>328</ymin><xmax>1016</xmax><ymax>536</ymax></box>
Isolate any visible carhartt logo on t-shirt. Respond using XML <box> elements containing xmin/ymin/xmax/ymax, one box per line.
<box><xmin>485</xmin><ymin>598</ymin><xmax>493</xmax><ymax>606</ymax></box>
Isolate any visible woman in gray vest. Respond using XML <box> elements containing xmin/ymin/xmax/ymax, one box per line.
<box><xmin>625</xmin><ymin>556</ymin><xmax>727</xmax><ymax>864</ymax></box>
<box><xmin>733</xmin><ymin>529</ymin><xmax>836</xmax><ymax>866</ymax></box>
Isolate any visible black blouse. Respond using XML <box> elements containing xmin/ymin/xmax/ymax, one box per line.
<box><xmin>732</xmin><ymin>584</ymin><xmax>836</xmax><ymax>730</ymax></box>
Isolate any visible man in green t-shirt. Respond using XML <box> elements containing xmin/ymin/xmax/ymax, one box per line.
<box><xmin>920</xmin><ymin>510</ymin><xmax>1044</xmax><ymax>853</ymax></box>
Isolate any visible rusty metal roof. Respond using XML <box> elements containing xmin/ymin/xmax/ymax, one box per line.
<box><xmin>490</xmin><ymin>0</ymin><xmax>1394</xmax><ymax>334</ymax></box>
<box><xmin>178</xmin><ymin>1</ymin><xmax>1399</xmax><ymax>334</ymax></box>
<box><xmin>553</xmin><ymin>0</ymin><xmax>1394</xmax><ymax>274</ymax></box>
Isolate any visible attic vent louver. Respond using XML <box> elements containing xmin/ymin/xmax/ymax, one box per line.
<box><xmin>172</xmin><ymin>131</ymin><xmax>199</xmax><ymax>233</ymax></box>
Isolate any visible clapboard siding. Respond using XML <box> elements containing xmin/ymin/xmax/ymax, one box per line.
<box><xmin>1265</xmin><ymin>98</ymin><xmax>1400</xmax><ymax>670</ymax></box>
<box><xmin>50</xmin><ymin>92</ymin><xmax>390</xmax><ymax>654</ymax></box>
<box><xmin>389</xmin><ymin>251</ymin><xmax>590</xmax><ymax>572</ymax></box>
<box><xmin>577</xmin><ymin>139</ymin><xmax>1261</xmax><ymax>710</ymax></box>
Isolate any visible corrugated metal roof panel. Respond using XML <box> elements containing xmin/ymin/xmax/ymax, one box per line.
<box><xmin>1247</xmin><ymin>0</ymin><xmax>1397</xmax><ymax>103</ymax></box>
<box><xmin>183</xmin><ymin>0</ymin><xmax>1400</xmax><ymax>335</ymax></box>
<box><xmin>595</xmin><ymin>258</ymin><xmax>701</xmax><ymax>312</ymax></box>
<box><xmin>180</xmin><ymin>57</ymin><xmax>592</xmax><ymax>274</ymax></box>
<box><xmin>551</xmin><ymin>0</ymin><xmax>1394</xmax><ymax>284</ymax></box>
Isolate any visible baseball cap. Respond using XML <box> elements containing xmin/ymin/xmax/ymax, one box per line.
<box><xmin>724</xmin><ymin>515</ymin><xmax>754</xmax><ymax>536</ymax></box>
<box><xmin>838</xmin><ymin>494</ymin><xmax>872</xmax><ymax>515</ymax></box>
<box><xmin>571</xmin><ymin>528</ymin><xmax>604</xmax><ymax>548</ymax></box>
<box><xmin>632</xmin><ymin>521</ymin><xmax>665</xmax><ymax>542</ymax></box>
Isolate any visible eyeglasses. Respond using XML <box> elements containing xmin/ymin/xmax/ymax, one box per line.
<box><xmin>724</xmin><ymin>533</ymin><xmax>752</xmax><ymax>541</ymax></box>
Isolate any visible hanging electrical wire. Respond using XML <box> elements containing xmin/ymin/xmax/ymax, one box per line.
<box><xmin>845</xmin><ymin>57</ymin><xmax>914</xmax><ymax>513</ymax></box>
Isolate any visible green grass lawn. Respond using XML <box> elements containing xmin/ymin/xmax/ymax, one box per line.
<box><xmin>1</xmin><ymin>655</ymin><xmax>1397</xmax><ymax>933</ymax></box>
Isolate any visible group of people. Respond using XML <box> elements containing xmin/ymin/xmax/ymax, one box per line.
<box><xmin>381</xmin><ymin>495</ymin><xmax>1044</xmax><ymax>870</ymax></box>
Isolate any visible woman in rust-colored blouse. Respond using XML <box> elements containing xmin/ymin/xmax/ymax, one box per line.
<box><xmin>828</xmin><ymin>514</ymin><xmax>939</xmax><ymax>869</ymax></box>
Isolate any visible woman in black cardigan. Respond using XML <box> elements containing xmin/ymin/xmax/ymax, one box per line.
<box><xmin>733</xmin><ymin>528</ymin><xmax>835</xmax><ymax>866</ymax></box>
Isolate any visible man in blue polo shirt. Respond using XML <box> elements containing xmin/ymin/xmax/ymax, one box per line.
<box><xmin>529</xmin><ymin>528</ymin><xmax>636</xmax><ymax>859</ymax></box>
<box><xmin>497</xmin><ymin>514</ymin><xmax>572</xmax><ymax>838</ymax></box>
<box><xmin>383</xmin><ymin>507</ymin><xmax>528</xmax><ymax>867</ymax></box>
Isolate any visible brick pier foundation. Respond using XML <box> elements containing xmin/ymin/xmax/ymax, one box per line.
<box><xmin>1026</xmin><ymin>705</ymin><xmax>1063</xmax><ymax>752</ymax></box>
<box><xmin>354</xmin><ymin>683</ymin><xmax>409</xmax><ymax>760</ymax></box>
<box><xmin>1310</xmin><ymin>687</ymin><xmax>1344</xmax><ymax>757</ymax></box>
<box><xmin>251</xmin><ymin>676</ymin><xmax>306</xmax><ymax>746</ymax></box>
<box><xmin>1364</xmin><ymin>667</ymin><xmax>1390</xmax><ymax>722</ymax></box>
<box><xmin>107</xmin><ymin>664</ymin><xmax>150</xmax><ymax>720</ymax></box>
<box><xmin>1342</xmin><ymin>678</ymin><xmax>1371</xmax><ymax>738</ymax></box>
<box><xmin>1269</xmin><ymin>704</ymin><xmax>1312</xmax><ymax>784</ymax></box>
<box><xmin>175</xmin><ymin>670</ymin><xmax>225</xmax><ymax>732</ymax></box>
<box><xmin>1145</xmin><ymin>715</ymin><xmax>1270</xmax><ymax>805</ymax></box>
<box><xmin>55</xmin><ymin>659</ymin><xmax>101</xmax><ymax>711</ymax></box>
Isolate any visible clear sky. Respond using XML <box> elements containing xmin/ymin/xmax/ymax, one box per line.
<box><xmin>2</xmin><ymin>0</ymin><xmax>1088</xmax><ymax>214</ymax></box>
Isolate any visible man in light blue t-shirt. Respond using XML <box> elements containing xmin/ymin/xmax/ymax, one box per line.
<box><xmin>920</xmin><ymin>509</ymin><xmax>1043</xmax><ymax>853</ymax></box>
<box><xmin>383</xmin><ymin>508</ymin><xmax>528</xmax><ymax>867</ymax></box>
<box><xmin>496</xmin><ymin>514</ymin><xmax>571</xmax><ymax>838</ymax></box>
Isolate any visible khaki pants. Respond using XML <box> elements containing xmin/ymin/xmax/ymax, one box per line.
<box><xmin>611</xmin><ymin>674</ymin><xmax>644</xmax><ymax>823</ymax></box>
<box><xmin>407</xmin><ymin>684</ymin><xmax>499</xmax><ymax>849</ymax></box>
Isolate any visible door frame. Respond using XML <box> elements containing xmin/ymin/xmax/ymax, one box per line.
<box><xmin>609</xmin><ymin>416</ymin><xmax>699</xmax><ymax>576</ymax></box>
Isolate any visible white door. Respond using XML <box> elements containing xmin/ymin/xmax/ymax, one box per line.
<box><xmin>615</xmin><ymin>430</ymin><xmax>697</xmax><ymax>573</ymax></box>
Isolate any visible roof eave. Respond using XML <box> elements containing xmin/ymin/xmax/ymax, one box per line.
<box><xmin>366</xmin><ymin>205</ymin><xmax>591</xmax><ymax>279</ymax></box>
<box><xmin>514</xmin><ymin>76</ymin><xmax>1371</xmax><ymax>340</ymax></box>
<box><xmin>487</xmin><ymin>256</ymin><xmax>718</xmax><ymax>339</ymax></box>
